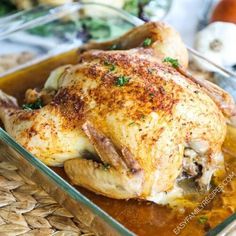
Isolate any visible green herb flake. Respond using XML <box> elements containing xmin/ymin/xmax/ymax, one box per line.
<box><xmin>109</xmin><ymin>64</ymin><xmax>115</xmax><ymax>71</ymax></box>
<box><xmin>115</xmin><ymin>76</ymin><xmax>130</xmax><ymax>86</ymax></box>
<box><xmin>149</xmin><ymin>93</ymin><xmax>155</xmax><ymax>98</ymax></box>
<box><xmin>103</xmin><ymin>163</ymin><xmax>111</xmax><ymax>170</ymax></box>
<box><xmin>163</xmin><ymin>57</ymin><xmax>179</xmax><ymax>68</ymax></box>
<box><xmin>198</xmin><ymin>216</ymin><xmax>208</xmax><ymax>224</ymax></box>
<box><xmin>128</xmin><ymin>121</ymin><xmax>135</xmax><ymax>126</ymax></box>
<box><xmin>22</xmin><ymin>99</ymin><xmax>43</xmax><ymax>110</ymax></box>
<box><xmin>104</xmin><ymin>60</ymin><xmax>109</xmax><ymax>66</ymax></box>
<box><xmin>143</xmin><ymin>38</ymin><xmax>152</xmax><ymax>47</ymax></box>
<box><xmin>104</xmin><ymin>61</ymin><xmax>115</xmax><ymax>71</ymax></box>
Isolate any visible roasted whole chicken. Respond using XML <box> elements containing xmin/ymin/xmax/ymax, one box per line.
<box><xmin>0</xmin><ymin>22</ymin><xmax>235</xmax><ymax>204</ymax></box>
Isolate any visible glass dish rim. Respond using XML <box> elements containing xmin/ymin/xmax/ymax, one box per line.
<box><xmin>0</xmin><ymin>2</ymin><xmax>235</xmax><ymax>235</ymax></box>
<box><xmin>1</xmin><ymin>1</ymin><xmax>235</xmax><ymax>79</ymax></box>
<box><xmin>0</xmin><ymin>2</ymin><xmax>144</xmax><ymax>40</ymax></box>
<box><xmin>0</xmin><ymin>2</ymin><xmax>144</xmax><ymax>78</ymax></box>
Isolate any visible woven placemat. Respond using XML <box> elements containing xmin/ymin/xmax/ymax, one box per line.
<box><xmin>0</xmin><ymin>157</ymin><xmax>95</xmax><ymax>236</ymax></box>
<box><xmin>0</xmin><ymin>54</ymin><xmax>95</xmax><ymax>235</ymax></box>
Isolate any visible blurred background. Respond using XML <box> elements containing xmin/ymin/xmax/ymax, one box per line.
<box><xmin>0</xmin><ymin>0</ymin><xmax>236</xmax><ymax>96</ymax></box>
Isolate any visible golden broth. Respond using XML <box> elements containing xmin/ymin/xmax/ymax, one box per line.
<box><xmin>0</xmin><ymin>50</ymin><xmax>235</xmax><ymax>236</ymax></box>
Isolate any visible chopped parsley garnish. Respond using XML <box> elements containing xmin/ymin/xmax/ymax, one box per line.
<box><xmin>22</xmin><ymin>99</ymin><xmax>43</xmax><ymax>110</ymax></box>
<box><xmin>198</xmin><ymin>216</ymin><xmax>208</xmax><ymax>224</ymax></box>
<box><xmin>128</xmin><ymin>121</ymin><xmax>135</xmax><ymax>126</ymax></box>
<box><xmin>149</xmin><ymin>93</ymin><xmax>155</xmax><ymax>98</ymax></box>
<box><xmin>115</xmin><ymin>76</ymin><xmax>130</xmax><ymax>86</ymax></box>
<box><xmin>104</xmin><ymin>60</ymin><xmax>110</xmax><ymax>66</ymax></box>
<box><xmin>103</xmin><ymin>163</ymin><xmax>111</xmax><ymax>170</ymax></box>
<box><xmin>163</xmin><ymin>57</ymin><xmax>179</xmax><ymax>68</ymax></box>
<box><xmin>104</xmin><ymin>61</ymin><xmax>115</xmax><ymax>71</ymax></box>
<box><xmin>141</xmin><ymin>114</ymin><xmax>146</xmax><ymax>120</ymax></box>
<box><xmin>109</xmin><ymin>64</ymin><xmax>115</xmax><ymax>71</ymax></box>
<box><xmin>143</xmin><ymin>38</ymin><xmax>152</xmax><ymax>47</ymax></box>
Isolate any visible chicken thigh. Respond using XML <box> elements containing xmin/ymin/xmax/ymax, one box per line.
<box><xmin>0</xmin><ymin>22</ymin><xmax>234</xmax><ymax>203</ymax></box>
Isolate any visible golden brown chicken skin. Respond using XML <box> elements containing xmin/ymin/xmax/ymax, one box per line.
<box><xmin>0</xmin><ymin>22</ymin><xmax>234</xmax><ymax>204</ymax></box>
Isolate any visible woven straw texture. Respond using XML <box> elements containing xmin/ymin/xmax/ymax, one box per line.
<box><xmin>0</xmin><ymin>157</ymin><xmax>95</xmax><ymax>236</ymax></box>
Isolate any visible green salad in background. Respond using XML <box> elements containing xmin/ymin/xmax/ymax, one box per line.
<box><xmin>0</xmin><ymin>0</ymin><xmax>16</xmax><ymax>16</ymax></box>
<box><xmin>26</xmin><ymin>17</ymin><xmax>133</xmax><ymax>42</ymax></box>
<box><xmin>0</xmin><ymin>0</ymin><xmax>171</xmax><ymax>42</ymax></box>
<box><xmin>0</xmin><ymin>0</ymin><xmax>170</xmax><ymax>18</ymax></box>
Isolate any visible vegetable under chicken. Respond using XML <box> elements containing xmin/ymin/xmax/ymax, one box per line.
<box><xmin>0</xmin><ymin>22</ymin><xmax>235</xmax><ymax>204</ymax></box>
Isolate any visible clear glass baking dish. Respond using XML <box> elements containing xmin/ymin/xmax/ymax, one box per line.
<box><xmin>0</xmin><ymin>2</ymin><xmax>235</xmax><ymax>236</ymax></box>
<box><xmin>0</xmin><ymin>3</ymin><xmax>142</xmax><ymax>76</ymax></box>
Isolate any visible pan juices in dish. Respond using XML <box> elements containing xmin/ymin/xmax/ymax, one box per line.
<box><xmin>0</xmin><ymin>22</ymin><xmax>234</xmax><ymax>204</ymax></box>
